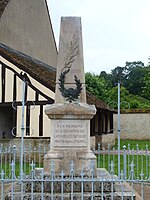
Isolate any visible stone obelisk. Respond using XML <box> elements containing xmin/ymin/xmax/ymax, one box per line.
<box><xmin>44</xmin><ymin>17</ymin><xmax>97</xmax><ymax>176</ymax></box>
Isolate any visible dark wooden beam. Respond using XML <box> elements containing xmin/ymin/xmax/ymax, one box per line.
<box><xmin>105</xmin><ymin>111</ymin><xmax>108</xmax><ymax>134</ymax></box>
<box><xmin>0</xmin><ymin>100</ymin><xmax>53</xmax><ymax>107</ymax></box>
<box><xmin>24</xmin><ymin>83</ymin><xmax>28</xmax><ymax>102</ymax></box>
<box><xmin>35</xmin><ymin>91</ymin><xmax>39</xmax><ymax>101</ymax></box>
<box><xmin>12</xmin><ymin>108</ymin><xmax>17</xmax><ymax>136</ymax></box>
<box><xmin>1</xmin><ymin>65</ymin><xmax>6</xmax><ymax>102</ymax></box>
<box><xmin>13</xmin><ymin>74</ymin><xmax>17</xmax><ymax>101</ymax></box>
<box><xmin>110</xmin><ymin>112</ymin><xmax>113</xmax><ymax>133</ymax></box>
<box><xmin>39</xmin><ymin>105</ymin><xmax>43</xmax><ymax>136</ymax></box>
<box><xmin>26</xmin><ymin>105</ymin><xmax>30</xmax><ymax>136</ymax></box>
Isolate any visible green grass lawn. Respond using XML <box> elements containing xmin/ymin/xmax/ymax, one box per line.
<box><xmin>114</xmin><ymin>139</ymin><xmax>150</xmax><ymax>150</ymax></box>
<box><xmin>0</xmin><ymin>140</ymin><xmax>149</xmax><ymax>179</ymax></box>
<box><xmin>97</xmin><ymin>139</ymin><xmax>150</xmax><ymax>179</ymax></box>
<box><xmin>0</xmin><ymin>162</ymin><xmax>43</xmax><ymax>178</ymax></box>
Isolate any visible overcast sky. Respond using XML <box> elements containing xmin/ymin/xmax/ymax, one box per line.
<box><xmin>47</xmin><ymin>0</ymin><xmax>150</xmax><ymax>74</ymax></box>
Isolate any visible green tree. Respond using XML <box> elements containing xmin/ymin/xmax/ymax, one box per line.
<box><xmin>85</xmin><ymin>61</ymin><xmax>150</xmax><ymax>109</ymax></box>
<box><xmin>107</xmin><ymin>86</ymin><xmax>130</xmax><ymax>108</ymax></box>
<box><xmin>107</xmin><ymin>86</ymin><xmax>150</xmax><ymax>109</ymax></box>
<box><xmin>142</xmin><ymin>66</ymin><xmax>150</xmax><ymax>100</ymax></box>
<box><xmin>85</xmin><ymin>72</ymin><xmax>109</xmax><ymax>101</ymax></box>
<box><xmin>124</xmin><ymin>61</ymin><xmax>145</xmax><ymax>96</ymax></box>
<box><xmin>110</xmin><ymin>66</ymin><xmax>126</xmax><ymax>86</ymax></box>
<box><xmin>99</xmin><ymin>71</ymin><xmax>113</xmax><ymax>88</ymax></box>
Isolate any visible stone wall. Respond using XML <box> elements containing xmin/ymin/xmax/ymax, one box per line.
<box><xmin>101</xmin><ymin>134</ymin><xmax>115</xmax><ymax>149</ymax></box>
<box><xmin>0</xmin><ymin>136</ymin><xmax>114</xmax><ymax>152</ymax></box>
<box><xmin>0</xmin><ymin>137</ymin><xmax>51</xmax><ymax>149</ymax></box>
<box><xmin>90</xmin><ymin>134</ymin><xmax>115</xmax><ymax>150</ymax></box>
<box><xmin>0</xmin><ymin>137</ymin><xmax>96</xmax><ymax>150</ymax></box>
<box><xmin>114</xmin><ymin>113</ymin><xmax>150</xmax><ymax>140</ymax></box>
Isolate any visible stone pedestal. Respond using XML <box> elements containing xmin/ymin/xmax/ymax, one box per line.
<box><xmin>44</xmin><ymin>103</ymin><xmax>97</xmax><ymax>176</ymax></box>
<box><xmin>44</xmin><ymin>17</ymin><xmax>97</xmax><ymax>176</ymax></box>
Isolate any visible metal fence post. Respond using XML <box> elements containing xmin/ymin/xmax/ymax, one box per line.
<box><xmin>140</xmin><ymin>170</ymin><xmax>144</xmax><ymax>200</ymax></box>
<box><xmin>136</xmin><ymin>144</ymin><xmax>139</xmax><ymax>178</ymax></box>
<box><xmin>1</xmin><ymin>170</ymin><xmax>5</xmax><ymax>200</ymax></box>
<box><xmin>108</xmin><ymin>143</ymin><xmax>110</xmax><ymax>172</ymax></box>
<box><xmin>97</xmin><ymin>143</ymin><xmax>100</xmax><ymax>168</ymax></box>
<box><xmin>10</xmin><ymin>160</ymin><xmax>15</xmax><ymax>200</ymax></box>
<box><xmin>30</xmin><ymin>160</ymin><xmax>35</xmax><ymax>200</ymax></box>
<box><xmin>127</xmin><ymin>143</ymin><xmax>130</xmax><ymax>178</ymax></box>
<box><xmin>123</xmin><ymin>145</ymin><xmax>126</xmax><ymax>179</ymax></box>
<box><xmin>145</xmin><ymin>144</ymin><xmax>149</xmax><ymax>178</ymax></box>
<box><xmin>13</xmin><ymin>145</ymin><xmax>16</xmax><ymax>166</ymax></box>
<box><xmin>0</xmin><ymin>145</ymin><xmax>2</xmax><ymax>172</ymax></box>
<box><xmin>117</xmin><ymin>81</ymin><xmax>121</xmax><ymax>178</ymax></box>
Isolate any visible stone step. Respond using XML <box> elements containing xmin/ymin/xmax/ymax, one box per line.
<box><xmin>4</xmin><ymin>169</ymin><xmax>136</xmax><ymax>199</ymax></box>
<box><xmin>25</xmin><ymin>180</ymin><xmax>114</xmax><ymax>193</ymax></box>
<box><xmin>5</xmin><ymin>191</ymin><xmax>136</xmax><ymax>200</ymax></box>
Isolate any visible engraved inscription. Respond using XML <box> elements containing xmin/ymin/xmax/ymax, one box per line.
<box><xmin>53</xmin><ymin>120</ymin><xmax>88</xmax><ymax>147</ymax></box>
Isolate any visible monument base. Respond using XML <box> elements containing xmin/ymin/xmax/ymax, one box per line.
<box><xmin>44</xmin><ymin>102</ymin><xmax>97</xmax><ymax>176</ymax></box>
<box><xmin>44</xmin><ymin>149</ymin><xmax>97</xmax><ymax>176</ymax></box>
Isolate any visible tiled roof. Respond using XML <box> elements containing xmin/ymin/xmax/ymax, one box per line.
<box><xmin>0</xmin><ymin>43</ymin><xmax>112</xmax><ymax>111</ymax></box>
<box><xmin>0</xmin><ymin>0</ymin><xmax>9</xmax><ymax>18</ymax></box>
<box><xmin>0</xmin><ymin>43</ymin><xmax>56</xmax><ymax>92</ymax></box>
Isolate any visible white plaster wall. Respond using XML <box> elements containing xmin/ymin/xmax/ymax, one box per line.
<box><xmin>30</xmin><ymin>106</ymin><xmax>40</xmax><ymax>137</ymax></box>
<box><xmin>43</xmin><ymin>105</ymin><xmax>51</xmax><ymax>137</ymax></box>
<box><xmin>114</xmin><ymin>113</ymin><xmax>150</xmax><ymax>140</ymax></box>
<box><xmin>5</xmin><ymin>69</ymin><xmax>13</xmax><ymax>101</ymax></box>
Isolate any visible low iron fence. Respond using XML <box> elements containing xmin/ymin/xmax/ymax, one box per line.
<box><xmin>0</xmin><ymin>142</ymin><xmax>149</xmax><ymax>199</ymax></box>
<box><xmin>0</xmin><ymin>160</ymin><xmax>149</xmax><ymax>200</ymax></box>
<box><xmin>0</xmin><ymin>142</ymin><xmax>149</xmax><ymax>180</ymax></box>
<box><xmin>94</xmin><ymin>143</ymin><xmax>150</xmax><ymax>180</ymax></box>
<box><xmin>0</xmin><ymin>142</ymin><xmax>49</xmax><ymax>177</ymax></box>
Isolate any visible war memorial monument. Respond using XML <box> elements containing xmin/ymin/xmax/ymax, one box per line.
<box><xmin>44</xmin><ymin>17</ymin><xmax>97</xmax><ymax>176</ymax></box>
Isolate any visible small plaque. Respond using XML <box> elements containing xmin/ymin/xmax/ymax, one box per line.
<box><xmin>52</xmin><ymin>120</ymin><xmax>88</xmax><ymax>147</ymax></box>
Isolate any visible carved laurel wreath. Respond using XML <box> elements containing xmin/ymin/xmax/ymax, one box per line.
<box><xmin>58</xmin><ymin>33</ymin><xmax>82</xmax><ymax>102</ymax></box>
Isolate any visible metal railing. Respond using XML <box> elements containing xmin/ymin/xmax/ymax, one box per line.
<box><xmin>0</xmin><ymin>142</ymin><xmax>49</xmax><ymax>177</ymax></box>
<box><xmin>94</xmin><ymin>143</ymin><xmax>150</xmax><ymax>180</ymax></box>
<box><xmin>0</xmin><ymin>142</ymin><xmax>149</xmax><ymax>199</ymax></box>
<box><xmin>0</xmin><ymin>142</ymin><xmax>149</xmax><ymax>179</ymax></box>
<box><xmin>0</xmin><ymin>158</ymin><xmax>149</xmax><ymax>200</ymax></box>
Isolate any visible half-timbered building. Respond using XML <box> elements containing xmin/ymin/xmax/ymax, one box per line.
<box><xmin>0</xmin><ymin>43</ymin><xmax>56</xmax><ymax>139</ymax></box>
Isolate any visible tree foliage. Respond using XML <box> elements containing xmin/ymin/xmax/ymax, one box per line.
<box><xmin>142</xmin><ymin>66</ymin><xmax>150</xmax><ymax>100</ymax></box>
<box><xmin>85</xmin><ymin>72</ymin><xmax>109</xmax><ymax>102</ymax></box>
<box><xmin>85</xmin><ymin>61</ymin><xmax>150</xmax><ymax>109</ymax></box>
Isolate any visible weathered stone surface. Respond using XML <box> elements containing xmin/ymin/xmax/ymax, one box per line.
<box><xmin>45</xmin><ymin>103</ymin><xmax>96</xmax><ymax>119</ymax></box>
<box><xmin>44</xmin><ymin>150</ymin><xmax>96</xmax><ymax>176</ymax></box>
<box><xmin>114</xmin><ymin>113</ymin><xmax>150</xmax><ymax>140</ymax></box>
<box><xmin>55</xmin><ymin>17</ymin><xmax>86</xmax><ymax>104</ymax></box>
<box><xmin>5</xmin><ymin>192</ymin><xmax>136</xmax><ymax>200</ymax></box>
